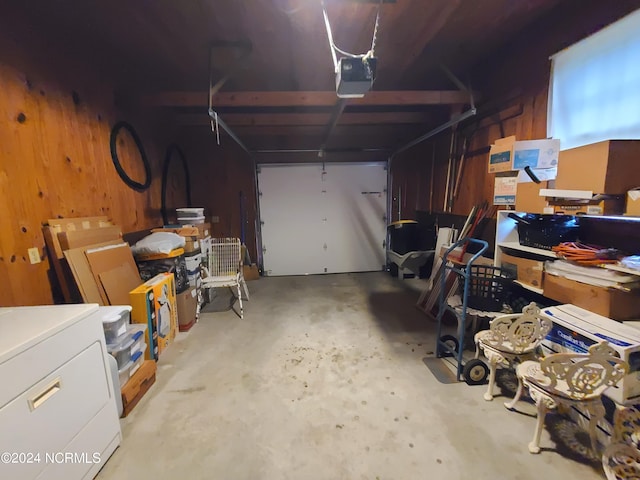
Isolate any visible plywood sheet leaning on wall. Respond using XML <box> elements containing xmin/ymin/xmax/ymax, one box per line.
<box><xmin>85</xmin><ymin>243</ymin><xmax>141</xmax><ymax>305</ymax></box>
<box><xmin>64</xmin><ymin>239</ymin><xmax>123</xmax><ymax>304</ymax></box>
<box><xmin>42</xmin><ymin>216</ymin><xmax>114</xmax><ymax>302</ymax></box>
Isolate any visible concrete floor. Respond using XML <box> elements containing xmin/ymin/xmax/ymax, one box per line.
<box><xmin>97</xmin><ymin>272</ymin><xmax>605</xmax><ymax>480</ymax></box>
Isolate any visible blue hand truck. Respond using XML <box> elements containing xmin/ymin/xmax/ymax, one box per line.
<box><xmin>434</xmin><ymin>237</ymin><xmax>491</xmax><ymax>385</ymax></box>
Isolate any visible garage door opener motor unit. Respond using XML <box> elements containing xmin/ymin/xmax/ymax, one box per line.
<box><xmin>321</xmin><ymin>0</ymin><xmax>381</xmax><ymax>98</ymax></box>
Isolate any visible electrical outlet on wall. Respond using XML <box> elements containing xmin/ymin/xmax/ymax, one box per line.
<box><xmin>28</xmin><ymin>247</ymin><xmax>41</xmax><ymax>264</ymax></box>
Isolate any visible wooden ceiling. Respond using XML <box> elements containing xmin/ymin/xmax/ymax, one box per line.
<box><xmin>8</xmin><ymin>0</ymin><xmax>567</xmax><ymax>153</ymax></box>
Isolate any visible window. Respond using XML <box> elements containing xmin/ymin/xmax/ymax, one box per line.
<box><xmin>547</xmin><ymin>8</ymin><xmax>640</xmax><ymax>150</ymax></box>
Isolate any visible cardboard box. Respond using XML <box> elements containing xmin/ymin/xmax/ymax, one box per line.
<box><xmin>543</xmin><ymin>304</ymin><xmax>640</xmax><ymax>405</ymax></box>
<box><xmin>549</xmin><ymin>197</ymin><xmax>625</xmax><ymax>216</ymax></box>
<box><xmin>57</xmin><ymin>225</ymin><xmax>122</xmax><ymax>252</ymax></box>
<box><xmin>121</xmin><ymin>360</ymin><xmax>156</xmax><ymax>417</ymax></box>
<box><xmin>626</xmin><ymin>189</ymin><xmax>640</xmax><ymax>216</ymax></box>
<box><xmin>493</xmin><ymin>174</ymin><xmax>517</xmax><ymax>205</ymax></box>
<box><xmin>184</xmin><ymin>238</ymin><xmax>200</xmax><ymax>254</ymax></box>
<box><xmin>543</xmin><ymin>274</ymin><xmax>640</xmax><ymax>320</ymax></box>
<box><xmin>152</xmin><ymin>226</ymin><xmax>199</xmax><ymax>237</ymax></box>
<box><xmin>515</xmin><ymin>180</ymin><xmax>550</xmax><ymax>214</ymax></box>
<box><xmin>176</xmin><ymin>286</ymin><xmax>198</xmax><ymax>332</ymax></box>
<box><xmin>488</xmin><ymin>136</ymin><xmax>516</xmax><ymax>173</ymax></box>
<box><xmin>513</xmin><ymin>139</ymin><xmax>560</xmax><ymax>170</ymax></box>
<box><xmin>243</xmin><ymin>264</ymin><xmax>260</xmax><ymax>281</ymax></box>
<box><xmin>556</xmin><ymin>140</ymin><xmax>640</xmax><ymax>194</ymax></box>
<box><xmin>195</xmin><ymin>223</ymin><xmax>211</xmax><ymax>239</ymax></box>
<box><xmin>130</xmin><ymin>273</ymin><xmax>178</xmax><ymax>360</ymax></box>
<box><xmin>500</xmin><ymin>252</ymin><xmax>544</xmax><ymax>289</ymax></box>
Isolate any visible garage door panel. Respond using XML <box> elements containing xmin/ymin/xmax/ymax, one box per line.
<box><xmin>259</xmin><ymin>165</ymin><xmax>327</xmax><ymax>276</ymax></box>
<box><xmin>324</xmin><ymin>164</ymin><xmax>387</xmax><ymax>273</ymax></box>
<box><xmin>258</xmin><ymin>163</ymin><xmax>387</xmax><ymax>276</ymax></box>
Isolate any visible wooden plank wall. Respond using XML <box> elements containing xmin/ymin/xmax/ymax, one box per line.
<box><xmin>0</xmin><ymin>21</ymin><xmax>175</xmax><ymax>306</ymax></box>
<box><xmin>174</xmin><ymin>130</ymin><xmax>258</xmax><ymax>264</ymax></box>
<box><xmin>391</xmin><ymin>0</ymin><xmax>639</xmax><ymax>220</ymax></box>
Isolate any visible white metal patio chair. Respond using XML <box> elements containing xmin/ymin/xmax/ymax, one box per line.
<box><xmin>201</xmin><ymin>238</ymin><xmax>249</xmax><ymax>318</ymax></box>
<box><xmin>474</xmin><ymin>302</ymin><xmax>552</xmax><ymax>401</ymax></box>
<box><xmin>505</xmin><ymin>341</ymin><xmax>628</xmax><ymax>454</ymax></box>
<box><xmin>602</xmin><ymin>405</ymin><xmax>640</xmax><ymax>480</ymax></box>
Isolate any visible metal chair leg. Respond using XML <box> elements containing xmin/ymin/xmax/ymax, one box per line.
<box><xmin>237</xmin><ymin>282</ymin><xmax>244</xmax><ymax>319</ymax></box>
<box><xmin>241</xmin><ymin>278</ymin><xmax>250</xmax><ymax>300</ymax></box>
<box><xmin>529</xmin><ymin>399</ymin><xmax>547</xmax><ymax>454</ymax></box>
<box><xmin>504</xmin><ymin>376</ymin><xmax>524</xmax><ymax>410</ymax></box>
<box><xmin>484</xmin><ymin>359</ymin><xmax>497</xmax><ymax>401</ymax></box>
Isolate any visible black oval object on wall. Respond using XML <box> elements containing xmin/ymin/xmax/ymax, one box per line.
<box><xmin>109</xmin><ymin>121</ymin><xmax>152</xmax><ymax>191</ymax></box>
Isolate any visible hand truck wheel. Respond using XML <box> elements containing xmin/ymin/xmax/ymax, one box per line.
<box><xmin>439</xmin><ymin>334</ymin><xmax>459</xmax><ymax>358</ymax></box>
<box><xmin>463</xmin><ymin>358</ymin><xmax>489</xmax><ymax>385</ymax></box>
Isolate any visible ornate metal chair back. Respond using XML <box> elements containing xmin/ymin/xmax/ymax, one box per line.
<box><xmin>539</xmin><ymin>342</ymin><xmax>628</xmax><ymax>401</ymax></box>
<box><xmin>484</xmin><ymin>303</ymin><xmax>553</xmax><ymax>354</ymax></box>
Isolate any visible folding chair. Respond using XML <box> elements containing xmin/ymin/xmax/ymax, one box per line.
<box><xmin>201</xmin><ymin>238</ymin><xmax>249</xmax><ymax>318</ymax></box>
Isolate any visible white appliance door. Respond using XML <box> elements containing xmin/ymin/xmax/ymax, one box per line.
<box><xmin>257</xmin><ymin>163</ymin><xmax>387</xmax><ymax>276</ymax></box>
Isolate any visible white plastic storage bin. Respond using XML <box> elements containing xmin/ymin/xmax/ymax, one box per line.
<box><xmin>176</xmin><ymin>207</ymin><xmax>205</xmax><ymax>217</ymax></box>
<box><xmin>101</xmin><ymin>305</ymin><xmax>132</xmax><ymax>343</ymax></box>
<box><xmin>129</xmin><ymin>350</ymin><xmax>145</xmax><ymax>377</ymax></box>
<box><xmin>118</xmin><ymin>360</ymin><xmax>133</xmax><ymax>389</ymax></box>
<box><xmin>107</xmin><ymin>335</ymin><xmax>135</xmax><ymax>369</ymax></box>
<box><xmin>178</xmin><ymin>216</ymin><xmax>205</xmax><ymax>225</ymax></box>
<box><xmin>128</xmin><ymin>324</ymin><xmax>147</xmax><ymax>350</ymax></box>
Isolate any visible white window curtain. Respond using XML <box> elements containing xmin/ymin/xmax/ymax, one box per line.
<box><xmin>548</xmin><ymin>8</ymin><xmax>640</xmax><ymax>150</ymax></box>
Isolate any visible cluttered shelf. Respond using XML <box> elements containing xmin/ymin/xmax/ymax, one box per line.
<box><xmin>497</xmin><ymin>242</ymin><xmax>558</xmax><ymax>259</ymax></box>
<box><xmin>512</xmin><ymin>280</ymin><xmax>544</xmax><ymax>295</ymax></box>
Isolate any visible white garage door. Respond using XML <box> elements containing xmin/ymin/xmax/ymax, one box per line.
<box><xmin>258</xmin><ymin>162</ymin><xmax>387</xmax><ymax>276</ymax></box>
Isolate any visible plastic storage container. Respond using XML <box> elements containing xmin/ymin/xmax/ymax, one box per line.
<box><xmin>176</xmin><ymin>207</ymin><xmax>205</xmax><ymax>217</ymax></box>
<box><xmin>118</xmin><ymin>360</ymin><xmax>133</xmax><ymax>389</ymax></box>
<box><xmin>101</xmin><ymin>305</ymin><xmax>132</xmax><ymax>343</ymax></box>
<box><xmin>178</xmin><ymin>216</ymin><xmax>205</xmax><ymax>225</ymax></box>
<box><xmin>129</xmin><ymin>324</ymin><xmax>148</xmax><ymax>355</ymax></box>
<box><xmin>107</xmin><ymin>335</ymin><xmax>135</xmax><ymax>369</ymax></box>
<box><xmin>129</xmin><ymin>350</ymin><xmax>145</xmax><ymax>377</ymax></box>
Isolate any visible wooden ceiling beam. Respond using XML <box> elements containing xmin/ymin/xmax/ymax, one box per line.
<box><xmin>143</xmin><ymin>90</ymin><xmax>470</xmax><ymax>107</ymax></box>
<box><xmin>176</xmin><ymin>112</ymin><xmax>431</xmax><ymax>127</ymax></box>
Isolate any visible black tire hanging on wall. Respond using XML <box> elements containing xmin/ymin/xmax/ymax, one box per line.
<box><xmin>109</xmin><ymin>121</ymin><xmax>152</xmax><ymax>191</ymax></box>
<box><xmin>161</xmin><ymin>144</ymin><xmax>192</xmax><ymax>225</ymax></box>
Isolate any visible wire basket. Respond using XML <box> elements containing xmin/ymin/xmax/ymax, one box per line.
<box><xmin>465</xmin><ymin>265</ymin><xmax>514</xmax><ymax>312</ymax></box>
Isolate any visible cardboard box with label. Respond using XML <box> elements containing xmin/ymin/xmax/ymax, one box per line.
<box><xmin>542</xmin><ymin>304</ymin><xmax>640</xmax><ymax>405</ymax></box>
<box><xmin>130</xmin><ymin>273</ymin><xmax>178</xmax><ymax>360</ymax></box>
<box><xmin>500</xmin><ymin>251</ymin><xmax>544</xmax><ymax>289</ymax></box>
<box><xmin>543</xmin><ymin>273</ymin><xmax>640</xmax><ymax>320</ymax></box>
<box><xmin>513</xmin><ymin>139</ymin><xmax>560</xmax><ymax>170</ymax></box>
<box><xmin>548</xmin><ymin>196</ymin><xmax>625</xmax><ymax>216</ymax></box>
<box><xmin>493</xmin><ymin>174</ymin><xmax>517</xmax><ymax>205</ymax></box>
<box><xmin>556</xmin><ymin>140</ymin><xmax>640</xmax><ymax>194</ymax></box>
<box><xmin>488</xmin><ymin>136</ymin><xmax>515</xmax><ymax>173</ymax></box>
